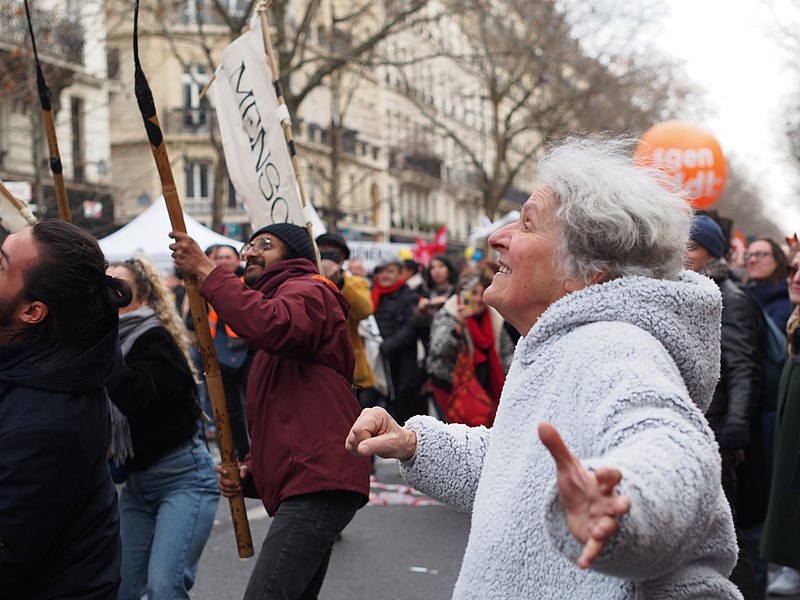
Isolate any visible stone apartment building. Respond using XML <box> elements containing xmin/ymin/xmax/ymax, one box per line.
<box><xmin>0</xmin><ymin>0</ymin><xmax>116</xmax><ymax>235</ymax></box>
<box><xmin>106</xmin><ymin>0</ymin><xmax>530</xmax><ymax>245</ymax></box>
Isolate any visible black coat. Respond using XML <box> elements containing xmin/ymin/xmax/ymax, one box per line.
<box><xmin>0</xmin><ymin>328</ymin><xmax>122</xmax><ymax>600</ymax></box>
<box><xmin>706</xmin><ymin>277</ymin><xmax>765</xmax><ymax>449</ymax></box>
<box><xmin>706</xmin><ymin>276</ymin><xmax>770</xmax><ymax>526</ymax></box>
<box><xmin>374</xmin><ymin>284</ymin><xmax>423</xmax><ymax>399</ymax></box>
<box><xmin>106</xmin><ymin>327</ymin><xmax>199</xmax><ymax>471</ymax></box>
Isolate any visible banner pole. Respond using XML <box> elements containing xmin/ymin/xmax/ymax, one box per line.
<box><xmin>256</xmin><ymin>1</ymin><xmax>323</xmax><ymax>274</ymax></box>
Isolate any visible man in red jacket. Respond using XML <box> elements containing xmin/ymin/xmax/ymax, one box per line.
<box><xmin>171</xmin><ymin>223</ymin><xmax>370</xmax><ymax>600</ymax></box>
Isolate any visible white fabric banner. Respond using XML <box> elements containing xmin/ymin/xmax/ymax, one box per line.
<box><xmin>208</xmin><ymin>13</ymin><xmax>324</xmax><ymax>235</ymax></box>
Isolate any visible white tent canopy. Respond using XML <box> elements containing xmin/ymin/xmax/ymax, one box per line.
<box><xmin>98</xmin><ymin>199</ymin><xmax>243</xmax><ymax>272</ymax></box>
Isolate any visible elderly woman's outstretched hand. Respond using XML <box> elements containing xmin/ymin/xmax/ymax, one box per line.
<box><xmin>345</xmin><ymin>407</ymin><xmax>417</xmax><ymax>462</ymax></box>
<box><xmin>538</xmin><ymin>421</ymin><xmax>631</xmax><ymax>569</ymax></box>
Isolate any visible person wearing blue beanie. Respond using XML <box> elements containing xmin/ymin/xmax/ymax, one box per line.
<box><xmin>690</xmin><ymin>214</ymin><xmax>725</xmax><ymax>260</ymax></box>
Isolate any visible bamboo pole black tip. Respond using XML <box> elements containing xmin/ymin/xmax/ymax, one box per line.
<box><xmin>35</xmin><ymin>65</ymin><xmax>52</xmax><ymax>111</ymax></box>
<box><xmin>132</xmin><ymin>0</ymin><xmax>163</xmax><ymax>148</ymax></box>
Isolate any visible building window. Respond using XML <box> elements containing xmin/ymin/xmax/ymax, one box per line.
<box><xmin>227</xmin><ymin>178</ymin><xmax>241</xmax><ymax>209</ymax></box>
<box><xmin>107</xmin><ymin>48</ymin><xmax>120</xmax><ymax>80</ymax></box>
<box><xmin>184</xmin><ymin>160</ymin><xmax>211</xmax><ymax>213</ymax></box>
<box><xmin>182</xmin><ymin>64</ymin><xmax>209</xmax><ymax>127</ymax></box>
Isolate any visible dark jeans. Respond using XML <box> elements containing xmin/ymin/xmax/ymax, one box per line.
<box><xmin>244</xmin><ymin>490</ymin><xmax>364</xmax><ymax>600</ymax></box>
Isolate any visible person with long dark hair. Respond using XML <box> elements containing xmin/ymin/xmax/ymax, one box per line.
<box><xmin>0</xmin><ymin>221</ymin><xmax>129</xmax><ymax>599</ymax></box>
<box><xmin>415</xmin><ymin>253</ymin><xmax>459</xmax><ymax>344</ymax></box>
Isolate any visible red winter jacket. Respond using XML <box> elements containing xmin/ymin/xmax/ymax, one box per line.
<box><xmin>200</xmin><ymin>259</ymin><xmax>370</xmax><ymax>515</ymax></box>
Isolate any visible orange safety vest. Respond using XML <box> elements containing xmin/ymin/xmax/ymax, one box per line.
<box><xmin>208</xmin><ymin>307</ymin><xmax>239</xmax><ymax>339</ymax></box>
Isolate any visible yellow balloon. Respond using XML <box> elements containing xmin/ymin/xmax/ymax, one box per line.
<box><xmin>464</xmin><ymin>246</ymin><xmax>475</xmax><ymax>260</ymax></box>
<box><xmin>398</xmin><ymin>248</ymin><xmax>413</xmax><ymax>260</ymax></box>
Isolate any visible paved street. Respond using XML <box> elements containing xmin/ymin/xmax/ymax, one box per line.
<box><xmin>190</xmin><ymin>458</ymin><xmax>471</xmax><ymax>600</ymax></box>
<box><xmin>190</xmin><ymin>457</ymin><xmax>800</xmax><ymax>600</ymax></box>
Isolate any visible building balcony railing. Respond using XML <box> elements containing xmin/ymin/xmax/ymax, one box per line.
<box><xmin>389</xmin><ymin>148</ymin><xmax>442</xmax><ymax>180</ymax></box>
<box><xmin>444</xmin><ymin>167</ymin><xmax>482</xmax><ymax>190</ymax></box>
<box><xmin>162</xmin><ymin>107</ymin><xmax>215</xmax><ymax>136</ymax></box>
<box><xmin>0</xmin><ymin>0</ymin><xmax>84</xmax><ymax>65</ymax></box>
<box><xmin>175</xmin><ymin>0</ymin><xmax>249</xmax><ymax>27</ymax></box>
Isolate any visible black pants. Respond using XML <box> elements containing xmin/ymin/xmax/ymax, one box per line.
<box><xmin>721</xmin><ymin>448</ymin><xmax>760</xmax><ymax>600</ymax></box>
<box><xmin>243</xmin><ymin>491</ymin><xmax>364</xmax><ymax>600</ymax></box>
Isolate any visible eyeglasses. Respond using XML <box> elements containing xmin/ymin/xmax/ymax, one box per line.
<box><xmin>744</xmin><ymin>251</ymin><xmax>773</xmax><ymax>262</ymax></box>
<box><xmin>239</xmin><ymin>237</ymin><xmax>271</xmax><ymax>259</ymax></box>
<box><xmin>788</xmin><ymin>264</ymin><xmax>799</xmax><ymax>279</ymax></box>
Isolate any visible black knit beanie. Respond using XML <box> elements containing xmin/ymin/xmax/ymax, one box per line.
<box><xmin>250</xmin><ymin>223</ymin><xmax>316</xmax><ymax>263</ymax></box>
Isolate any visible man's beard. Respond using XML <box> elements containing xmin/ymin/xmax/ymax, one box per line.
<box><xmin>243</xmin><ymin>258</ymin><xmax>265</xmax><ymax>287</ymax></box>
<box><xmin>0</xmin><ymin>290</ymin><xmax>28</xmax><ymax>344</ymax></box>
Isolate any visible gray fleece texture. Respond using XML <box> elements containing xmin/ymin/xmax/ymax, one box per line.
<box><xmin>400</xmin><ymin>271</ymin><xmax>742</xmax><ymax>599</ymax></box>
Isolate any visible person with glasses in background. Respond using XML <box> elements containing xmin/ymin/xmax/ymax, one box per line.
<box><xmin>170</xmin><ymin>223</ymin><xmax>370</xmax><ymax>600</ymax></box>
<box><xmin>760</xmin><ymin>244</ymin><xmax>800</xmax><ymax>597</ymax></box>
<box><xmin>745</xmin><ymin>239</ymin><xmax>794</xmax><ymax>331</ymax></box>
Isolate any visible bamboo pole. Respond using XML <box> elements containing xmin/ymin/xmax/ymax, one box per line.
<box><xmin>257</xmin><ymin>1</ymin><xmax>323</xmax><ymax>275</ymax></box>
<box><xmin>132</xmin><ymin>0</ymin><xmax>253</xmax><ymax>559</ymax></box>
<box><xmin>23</xmin><ymin>0</ymin><xmax>70</xmax><ymax>222</ymax></box>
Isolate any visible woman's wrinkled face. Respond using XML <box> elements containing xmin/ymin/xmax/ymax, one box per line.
<box><xmin>484</xmin><ymin>187</ymin><xmax>583</xmax><ymax>334</ymax></box>
<box><xmin>788</xmin><ymin>252</ymin><xmax>800</xmax><ymax>305</ymax></box>
<box><xmin>745</xmin><ymin>240</ymin><xmax>778</xmax><ymax>282</ymax></box>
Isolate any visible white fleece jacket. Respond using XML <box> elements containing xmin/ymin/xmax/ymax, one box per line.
<box><xmin>400</xmin><ymin>271</ymin><xmax>742</xmax><ymax>599</ymax></box>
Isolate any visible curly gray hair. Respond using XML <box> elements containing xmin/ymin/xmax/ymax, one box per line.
<box><xmin>538</xmin><ymin>135</ymin><xmax>691</xmax><ymax>283</ymax></box>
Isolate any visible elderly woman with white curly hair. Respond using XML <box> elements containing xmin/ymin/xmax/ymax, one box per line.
<box><xmin>346</xmin><ymin>135</ymin><xmax>742</xmax><ymax>599</ymax></box>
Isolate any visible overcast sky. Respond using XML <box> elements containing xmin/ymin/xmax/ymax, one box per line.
<box><xmin>657</xmin><ymin>0</ymin><xmax>800</xmax><ymax>231</ymax></box>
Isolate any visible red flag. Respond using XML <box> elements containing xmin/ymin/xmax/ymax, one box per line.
<box><xmin>433</xmin><ymin>225</ymin><xmax>447</xmax><ymax>250</ymax></box>
<box><xmin>414</xmin><ymin>226</ymin><xmax>447</xmax><ymax>267</ymax></box>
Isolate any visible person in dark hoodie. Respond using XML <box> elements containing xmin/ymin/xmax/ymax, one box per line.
<box><xmin>0</xmin><ymin>221</ymin><xmax>129</xmax><ymax>599</ymax></box>
<box><xmin>170</xmin><ymin>223</ymin><xmax>370</xmax><ymax>600</ymax></box>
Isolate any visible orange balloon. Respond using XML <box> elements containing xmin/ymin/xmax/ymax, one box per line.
<box><xmin>635</xmin><ymin>121</ymin><xmax>727</xmax><ymax>209</ymax></box>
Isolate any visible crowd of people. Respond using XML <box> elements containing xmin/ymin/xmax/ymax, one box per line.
<box><xmin>1</xmin><ymin>135</ymin><xmax>799</xmax><ymax>599</ymax></box>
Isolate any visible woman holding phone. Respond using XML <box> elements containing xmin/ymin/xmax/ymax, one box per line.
<box><xmin>426</xmin><ymin>270</ymin><xmax>514</xmax><ymax>419</ymax></box>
